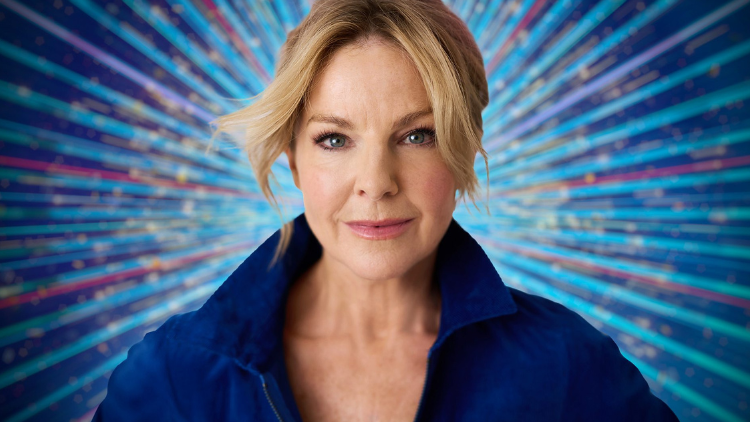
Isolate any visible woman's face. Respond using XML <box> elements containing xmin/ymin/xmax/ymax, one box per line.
<box><xmin>286</xmin><ymin>38</ymin><xmax>458</xmax><ymax>281</ymax></box>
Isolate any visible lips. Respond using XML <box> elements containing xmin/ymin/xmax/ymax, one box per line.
<box><xmin>345</xmin><ymin>218</ymin><xmax>413</xmax><ymax>227</ymax></box>
<box><xmin>344</xmin><ymin>218</ymin><xmax>415</xmax><ymax>240</ymax></box>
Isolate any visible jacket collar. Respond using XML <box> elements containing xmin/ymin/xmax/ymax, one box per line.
<box><xmin>190</xmin><ymin>212</ymin><xmax>517</xmax><ymax>372</ymax></box>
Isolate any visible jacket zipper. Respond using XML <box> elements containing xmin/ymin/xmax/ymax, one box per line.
<box><xmin>412</xmin><ymin>355</ymin><xmax>432</xmax><ymax>422</ymax></box>
<box><xmin>262</xmin><ymin>378</ymin><xmax>286</xmax><ymax>422</ymax></box>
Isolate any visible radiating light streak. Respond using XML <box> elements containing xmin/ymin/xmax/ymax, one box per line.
<box><xmin>487</xmin><ymin>80</ymin><xmax>750</xmax><ymax>180</ymax></box>
<box><xmin>458</xmin><ymin>211</ymin><xmax>750</xmax><ymax>236</ymax></box>
<box><xmin>496</xmin><ymin>270</ymin><xmax>741</xmax><ymax>422</ymax></box>
<box><xmin>205</xmin><ymin>0</ymin><xmax>275</xmax><ymax>79</ymax></box>
<box><xmin>0</xmin><ymin>204</ymin><xmax>268</xmax><ymax>224</ymax></box>
<box><xmin>299</xmin><ymin>0</ymin><xmax>311</xmax><ymax>16</ymax></box>
<box><xmin>487</xmin><ymin>0</ymin><xmax>582</xmax><ymax>86</ymax></box>
<box><xmin>481</xmin><ymin>235</ymin><xmax>750</xmax><ymax>309</ymax></box>
<box><xmin>486</xmin><ymin>0</ymin><xmax>547</xmax><ymax>72</ymax></box>
<box><xmin>486</xmin><ymin>205</ymin><xmax>750</xmax><ymax>222</ymax></box>
<box><xmin>0</xmin><ymin>83</ymin><xmax>257</xmax><ymax>179</ymax></box>
<box><xmin>473</xmin><ymin>233</ymin><xmax>750</xmax><ymax>301</ymax></box>
<box><xmin>0</xmin><ymin>40</ymin><xmax>214</xmax><ymax>140</ymax></box>
<box><xmin>488</xmin><ymin>224</ymin><xmax>750</xmax><ymax>261</ymax></box>
<box><xmin>0</xmin><ymin>0</ymin><xmax>215</xmax><ymax>123</ymax></box>
<box><xmin>506</xmin><ymin>169</ymin><xmax>750</xmax><ymax>201</ymax></box>
<box><xmin>487</xmin><ymin>37</ymin><xmax>750</xmax><ymax>160</ymax></box>
<box><xmin>0</xmin><ymin>237</ymin><xmax>259</xmax><ymax>309</ymax></box>
<box><xmin>0</xmin><ymin>192</ymin><xmax>270</xmax><ymax>214</ymax></box>
<box><xmin>486</xmin><ymin>0</ymin><xmax>750</xmax><ymax>152</ymax></box>
<box><xmin>487</xmin><ymin>257</ymin><xmax>750</xmax><ymax>390</ymax></box>
<box><xmin>267</xmin><ymin>0</ymin><xmax>298</xmax><ymax>33</ymax></box>
<box><xmin>544</xmin><ymin>155</ymin><xmax>750</xmax><ymax>192</ymax></box>
<box><xmin>0</xmin><ymin>169</ymin><xmax>261</xmax><ymax>203</ymax></box>
<box><xmin>483</xmin><ymin>0</ymin><xmax>538</xmax><ymax>69</ymax></box>
<box><xmin>502</xmin><ymin>153</ymin><xmax>750</xmax><ymax>198</ymax></box>
<box><xmin>0</xmin><ymin>156</ymin><xmax>268</xmax><ymax>204</ymax></box>
<box><xmin>0</xmin><ymin>214</ymin><xmax>268</xmax><ymax>240</ymax></box>
<box><xmin>246</xmin><ymin>0</ymin><xmax>288</xmax><ymax>45</ymax></box>
<box><xmin>455</xmin><ymin>0</ymin><xmax>474</xmax><ymax>21</ymax></box>
<box><xmin>489</xmin><ymin>191</ymin><xmax>750</xmax><ymax>208</ymax></box>
<box><xmin>620</xmin><ymin>350</ymin><xmax>746</xmax><ymax>422</ymax></box>
<box><xmin>0</xmin><ymin>124</ymin><xmax>250</xmax><ymax>189</ymax></box>
<box><xmin>487</xmin><ymin>0</ymin><xmax>681</xmax><ymax>131</ymax></box>
<box><xmin>232</xmin><ymin>0</ymin><xmax>283</xmax><ymax>62</ymax></box>
<box><xmin>0</xmin><ymin>156</ymin><xmax>263</xmax><ymax>198</ymax></box>
<box><xmin>148</xmin><ymin>0</ymin><xmax>266</xmax><ymax>93</ymax></box>
<box><xmin>482</xmin><ymin>240</ymin><xmax>750</xmax><ymax>342</ymax></box>
<box><xmin>0</xmin><ymin>251</ymin><xmax>247</xmax><ymax>348</ymax></box>
<box><xmin>1</xmin><ymin>2</ymin><xmax>747</xmax><ymax>420</ymax></box>
<box><xmin>484</xmin><ymin>0</ymin><xmax>626</xmax><ymax>118</ymax></box>
<box><xmin>495</xmin><ymin>127</ymin><xmax>750</xmax><ymax>192</ymax></box>
<box><xmin>0</xmin><ymin>278</ymin><xmax>223</xmax><ymax>390</ymax></box>
<box><xmin>0</xmin><ymin>226</ymin><xmax>259</xmax><ymax>270</ymax></box>
<box><xmin>474</xmin><ymin>0</ymin><xmax>510</xmax><ymax>49</ymax></box>
<box><xmin>490</xmin><ymin>234</ymin><xmax>750</xmax><ymax>300</ymax></box>
<box><xmin>4</xmin><ymin>351</ymin><xmax>128</xmax><ymax>422</ymax></box>
<box><xmin>66</xmin><ymin>0</ymin><xmax>242</xmax><ymax>110</ymax></box>
<box><xmin>0</xmin><ymin>194</ymin><xmax>279</xmax><ymax>221</ymax></box>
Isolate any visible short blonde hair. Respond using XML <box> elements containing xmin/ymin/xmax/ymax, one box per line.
<box><xmin>210</xmin><ymin>0</ymin><xmax>490</xmax><ymax>266</ymax></box>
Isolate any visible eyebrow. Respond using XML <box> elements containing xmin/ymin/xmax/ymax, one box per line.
<box><xmin>306</xmin><ymin>108</ymin><xmax>433</xmax><ymax>131</ymax></box>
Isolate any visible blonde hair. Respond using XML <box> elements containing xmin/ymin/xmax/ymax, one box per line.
<box><xmin>210</xmin><ymin>0</ymin><xmax>490</xmax><ymax>267</ymax></box>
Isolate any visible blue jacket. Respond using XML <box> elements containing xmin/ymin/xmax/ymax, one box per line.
<box><xmin>94</xmin><ymin>213</ymin><xmax>679</xmax><ymax>421</ymax></box>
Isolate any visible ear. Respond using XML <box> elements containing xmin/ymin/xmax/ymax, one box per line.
<box><xmin>285</xmin><ymin>147</ymin><xmax>301</xmax><ymax>189</ymax></box>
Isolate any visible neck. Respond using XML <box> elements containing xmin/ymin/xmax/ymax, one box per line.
<box><xmin>284</xmin><ymin>248</ymin><xmax>441</xmax><ymax>347</ymax></box>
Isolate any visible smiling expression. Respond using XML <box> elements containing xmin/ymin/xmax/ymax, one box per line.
<box><xmin>286</xmin><ymin>37</ymin><xmax>458</xmax><ymax>281</ymax></box>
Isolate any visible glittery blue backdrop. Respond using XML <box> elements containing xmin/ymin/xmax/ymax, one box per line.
<box><xmin>0</xmin><ymin>0</ymin><xmax>749</xmax><ymax>421</ymax></box>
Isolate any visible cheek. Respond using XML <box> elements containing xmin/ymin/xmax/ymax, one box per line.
<box><xmin>406</xmin><ymin>158</ymin><xmax>457</xmax><ymax>214</ymax></box>
<box><xmin>296</xmin><ymin>156</ymin><xmax>347</xmax><ymax>215</ymax></box>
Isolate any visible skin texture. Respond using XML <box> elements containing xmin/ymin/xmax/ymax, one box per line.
<box><xmin>282</xmin><ymin>37</ymin><xmax>458</xmax><ymax>421</ymax></box>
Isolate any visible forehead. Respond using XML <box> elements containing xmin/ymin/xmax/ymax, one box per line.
<box><xmin>300</xmin><ymin>40</ymin><xmax>431</xmax><ymax>125</ymax></box>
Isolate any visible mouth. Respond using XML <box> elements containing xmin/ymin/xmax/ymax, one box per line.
<box><xmin>344</xmin><ymin>218</ymin><xmax>415</xmax><ymax>240</ymax></box>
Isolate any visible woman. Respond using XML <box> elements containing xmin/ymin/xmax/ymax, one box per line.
<box><xmin>94</xmin><ymin>0</ymin><xmax>679</xmax><ymax>421</ymax></box>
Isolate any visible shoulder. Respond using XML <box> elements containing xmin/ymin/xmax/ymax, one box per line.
<box><xmin>498</xmin><ymin>288</ymin><xmax>678</xmax><ymax>421</ymax></box>
<box><xmin>493</xmin><ymin>286</ymin><xmax>591</xmax><ymax>340</ymax></box>
<box><xmin>93</xmin><ymin>311</ymin><xmax>242</xmax><ymax>421</ymax></box>
<box><xmin>93</xmin><ymin>316</ymin><xmax>178</xmax><ymax>421</ymax></box>
<box><xmin>498</xmin><ymin>287</ymin><xmax>626</xmax><ymax>352</ymax></box>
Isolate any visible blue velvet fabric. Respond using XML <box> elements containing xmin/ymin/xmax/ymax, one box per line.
<box><xmin>93</xmin><ymin>212</ymin><xmax>679</xmax><ymax>421</ymax></box>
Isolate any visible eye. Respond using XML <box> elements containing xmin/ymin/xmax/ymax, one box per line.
<box><xmin>403</xmin><ymin>127</ymin><xmax>436</xmax><ymax>146</ymax></box>
<box><xmin>406</xmin><ymin>132</ymin><xmax>426</xmax><ymax>144</ymax></box>
<box><xmin>313</xmin><ymin>132</ymin><xmax>348</xmax><ymax>150</ymax></box>
<box><xmin>327</xmin><ymin>135</ymin><xmax>346</xmax><ymax>148</ymax></box>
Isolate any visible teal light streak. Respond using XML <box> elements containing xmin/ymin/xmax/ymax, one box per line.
<box><xmin>495</xmin><ymin>127</ymin><xmax>750</xmax><ymax>191</ymax></box>
<box><xmin>0</xmin><ymin>124</ymin><xmax>255</xmax><ymax>191</ymax></box>
<box><xmin>489</xmin><ymin>259</ymin><xmax>750</xmax><ymax>389</ymax></box>
<box><xmin>487</xmin><ymin>39</ymin><xmax>750</xmax><ymax>168</ymax></box>
<box><xmin>66</xmin><ymin>0</ymin><xmax>243</xmax><ymax>109</ymax></box>
<box><xmin>0</xmin><ymin>82</ymin><xmax>257</xmax><ymax>180</ymax></box>
<box><xmin>0</xmin><ymin>40</ymin><xmax>213</xmax><ymax>140</ymax></box>
<box><xmin>488</xmin><ymin>80</ymin><xmax>750</xmax><ymax>180</ymax></box>
<box><xmin>4</xmin><ymin>351</ymin><xmax>128</xmax><ymax>422</ymax></box>
<box><xmin>0</xmin><ymin>252</ymin><xmax>246</xmax><ymax>348</ymax></box>
<box><xmin>484</xmin><ymin>242</ymin><xmax>750</xmax><ymax>342</ymax></box>
<box><xmin>0</xmin><ymin>279</ymin><xmax>221</xmax><ymax>389</ymax></box>
<box><xmin>475</xmin><ymin>233</ymin><xmax>750</xmax><ymax>299</ymax></box>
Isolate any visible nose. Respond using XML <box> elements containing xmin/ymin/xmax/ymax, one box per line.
<box><xmin>354</xmin><ymin>142</ymin><xmax>399</xmax><ymax>201</ymax></box>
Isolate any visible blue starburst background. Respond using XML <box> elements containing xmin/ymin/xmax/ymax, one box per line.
<box><xmin>0</xmin><ymin>0</ymin><xmax>749</xmax><ymax>421</ymax></box>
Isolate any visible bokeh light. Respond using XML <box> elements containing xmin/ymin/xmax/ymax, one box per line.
<box><xmin>0</xmin><ymin>0</ymin><xmax>749</xmax><ymax>421</ymax></box>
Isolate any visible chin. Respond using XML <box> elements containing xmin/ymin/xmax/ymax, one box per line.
<box><xmin>340</xmin><ymin>246</ymin><xmax>427</xmax><ymax>282</ymax></box>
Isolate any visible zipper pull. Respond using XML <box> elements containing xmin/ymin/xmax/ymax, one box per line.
<box><xmin>260</xmin><ymin>373</ymin><xmax>295</xmax><ymax>422</ymax></box>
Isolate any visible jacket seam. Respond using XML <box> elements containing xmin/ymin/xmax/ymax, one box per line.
<box><xmin>162</xmin><ymin>324</ymin><xmax>262</xmax><ymax>375</ymax></box>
